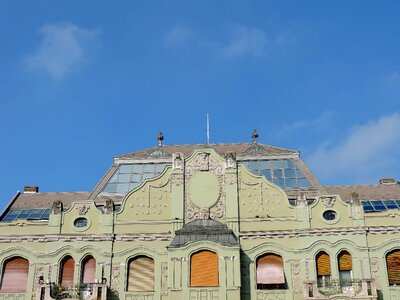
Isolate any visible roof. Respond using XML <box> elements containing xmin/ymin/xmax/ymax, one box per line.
<box><xmin>324</xmin><ymin>183</ymin><xmax>400</xmax><ymax>202</ymax></box>
<box><xmin>169</xmin><ymin>219</ymin><xmax>239</xmax><ymax>248</ymax></box>
<box><xmin>8</xmin><ymin>192</ymin><xmax>91</xmax><ymax>210</ymax></box>
<box><xmin>116</xmin><ymin>143</ymin><xmax>298</xmax><ymax>160</ymax></box>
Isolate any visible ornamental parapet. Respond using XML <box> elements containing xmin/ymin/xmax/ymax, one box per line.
<box><xmin>304</xmin><ymin>279</ymin><xmax>377</xmax><ymax>300</ymax></box>
<box><xmin>36</xmin><ymin>282</ymin><xmax>107</xmax><ymax>300</ymax></box>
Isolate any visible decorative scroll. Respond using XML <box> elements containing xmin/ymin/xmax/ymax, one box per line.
<box><xmin>291</xmin><ymin>261</ymin><xmax>302</xmax><ymax>293</ymax></box>
<box><xmin>111</xmin><ymin>266</ymin><xmax>121</xmax><ymax>291</ymax></box>
<box><xmin>370</xmin><ymin>258</ymin><xmax>381</xmax><ymax>289</ymax></box>
<box><xmin>32</xmin><ymin>264</ymin><xmax>45</xmax><ymax>292</ymax></box>
<box><xmin>161</xmin><ymin>263</ymin><xmax>168</xmax><ymax>294</ymax></box>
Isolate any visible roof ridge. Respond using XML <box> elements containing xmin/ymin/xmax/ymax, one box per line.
<box><xmin>116</xmin><ymin>142</ymin><xmax>298</xmax><ymax>158</ymax></box>
<box><xmin>325</xmin><ymin>184</ymin><xmax>384</xmax><ymax>188</ymax></box>
<box><xmin>22</xmin><ymin>191</ymin><xmax>90</xmax><ymax>194</ymax></box>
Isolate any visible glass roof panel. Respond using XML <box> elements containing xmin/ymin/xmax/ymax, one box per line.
<box><xmin>119</xmin><ymin>165</ymin><xmax>132</xmax><ymax>173</ymax></box>
<box><xmin>260</xmin><ymin>169</ymin><xmax>272</xmax><ymax>179</ymax></box>
<box><xmin>241</xmin><ymin>159</ymin><xmax>314</xmax><ymax>190</ymax></box>
<box><xmin>117</xmin><ymin>174</ymin><xmax>131</xmax><ymax>182</ymax></box>
<box><xmin>259</xmin><ymin>160</ymin><xmax>271</xmax><ymax>169</ymax></box>
<box><xmin>246</xmin><ymin>161</ymin><xmax>258</xmax><ymax>171</ymax></box>
<box><xmin>273</xmin><ymin>169</ymin><xmax>283</xmax><ymax>178</ymax></box>
<box><xmin>362</xmin><ymin>200</ymin><xmax>400</xmax><ymax>212</ymax></box>
<box><xmin>1</xmin><ymin>209</ymin><xmax>51</xmax><ymax>222</ymax></box>
<box><xmin>285</xmin><ymin>169</ymin><xmax>296</xmax><ymax>178</ymax></box>
<box><xmin>285</xmin><ymin>178</ymin><xmax>298</xmax><ymax>188</ymax></box>
<box><xmin>102</xmin><ymin>163</ymin><xmax>169</xmax><ymax>195</ymax></box>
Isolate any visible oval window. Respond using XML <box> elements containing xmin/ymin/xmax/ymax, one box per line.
<box><xmin>323</xmin><ymin>210</ymin><xmax>337</xmax><ymax>221</ymax></box>
<box><xmin>74</xmin><ymin>217</ymin><xmax>88</xmax><ymax>228</ymax></box>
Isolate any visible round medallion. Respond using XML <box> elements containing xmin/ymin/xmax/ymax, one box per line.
<box><xmin>188</xmin><ymin>172</ymin><xmax>220</xmax><ymax>208</ymax></box>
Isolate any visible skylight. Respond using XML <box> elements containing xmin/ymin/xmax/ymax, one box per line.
<box><xmin>102</xmin><ymin>163</ymin><xmax>169</xmax><ymax>194</ymax></box>
<box><xmin>362</xmin><ymin>200</ymin><xmax>400</xmax><ymax>212</ymax></box>
<box><xmin>241</xmin><ymin>159</ymin><xmax>314</xmax><ymax>189</ymax></box>
<box><xmin>1</xmin><ymin>209</ymin><xmax>51</xmax><ymax>222</ymax></box>
<box><xmin>246</xmin><ymin>145</ymin><xmax>267</xmax><ymax>154</ymax></box>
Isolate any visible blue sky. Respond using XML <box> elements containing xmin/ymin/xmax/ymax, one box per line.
<box><xmin>1</xmin><ymin>1</ymin><xmax>400</xmax><ymax>205</ymax></box>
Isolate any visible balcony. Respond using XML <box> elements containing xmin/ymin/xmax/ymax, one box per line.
<box><xmin>36</xmin><ymin>283</ymin><xmax>107</xmax><ymax>300</ymax></box>
<box><xmin>304</xmin><ymin>279</ymin><xmax>377</xmax><ymax>299</ymax></box>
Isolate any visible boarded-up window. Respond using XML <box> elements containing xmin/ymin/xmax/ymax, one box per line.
<box><xmin>81</xmin><ymin>256</ymin><xmax>96</xmax><ymax>284</ymax></box>
<box><xmin>338</xmin><ymin>251</ymin><xmax>352</xmax><ymax>271</ymax></box>
<box><xmin>1</xmin><ymin>257</ymin><xmax>29</xmax><ymax>291</ymax></box>
<box><xmin>190</xmin><ymin>250</ymin><xmax>218</xmax><ymax>287</ymax></box>
<box><xmin>387</xmin><ymin>250</ymin><xmax>400</xmax><ymax>285</ymax></box>
<box><xmin>257</xmin><ymin>254</ymin><xmax>285</xmax><ymax>289</ymax></box>
<box><xmin>60</xmin><ymin>256</ymin><xmax>75</xmax><ymax>289</ymax></box>
<box><xmin>316</xmin><ymin>251</ymin><xmax>331</xmax><ymax>276</ymax></box>
<box><xmin>127</xmin><ymin>256</ymin><xmax>154</xmax><ymax>291</ymax></box>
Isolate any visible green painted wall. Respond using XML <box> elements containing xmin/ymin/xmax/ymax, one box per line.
<box><xmin>0</xmin><ymin>149</ymin><xmax>398</xmax><ymax>300</ymax></box>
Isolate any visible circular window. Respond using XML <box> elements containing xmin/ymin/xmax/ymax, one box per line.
<box><xmin>323</xmin><ymin>210</ymin><xmax>337</xmax><ymax>221</ymax></box>
<box><xmin>74</xmin><ymin>217</ymin><xmax>88</xmax><ymax>228</ymax></box>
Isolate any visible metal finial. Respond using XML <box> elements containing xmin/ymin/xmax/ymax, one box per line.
<box><xmin>251</xmin><ymin>129</ymin><xmax>259</xmax><ymax>143</ymax></box>
<box><xmin>157</xmin><ymin>131</ymin><xmax>164</xmax><ymax>146</ymax></box>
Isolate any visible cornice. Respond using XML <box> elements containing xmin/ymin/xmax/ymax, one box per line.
<box><xmin>239</xmin><ymin>226</ymin><xmax>400</xmax><ymax>239</ymax></box>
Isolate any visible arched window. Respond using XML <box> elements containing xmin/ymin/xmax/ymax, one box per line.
<box><xmin>338</xmin><ymin>251</ymin><xmax>352</xmax><ymax>283</ymax></box>
<box><xmin>81</xmin><ymin>256</ymin><xmax>96</xmax><ymax>284</ymax></box>
<box><xmin>60</xmin><ymin>256</ymin><xmax>75</xmax><ymax>289</ymax></box>
<box><xmin>127</xmin><ymin>256</ymin><xmax>154</xmax><ymax>291</ymax></box>
<box><xmin>0</xmin><ymin>257</ymin><xmax>29</xmax><ymax>291</ymax></box>
<box><xmin>256</xmin><ymin>254</ymin><xmax>285</xmax><ymax>289</ymax></box>
<box><xmin>386</xmin><ymin>250</ymin><xmax>400</xmax><ymax>285</ymax></box>
<box><xmin>190</xmin><ymin>250</ymin><xmax>218</xmax><ymax>287</ymax></box>
<box><xmin>316</xmin><ymin>251</ymin><xmax>331</xmax><ymax>286</ymax></box>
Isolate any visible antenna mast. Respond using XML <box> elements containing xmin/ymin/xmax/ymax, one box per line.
<box><xmin>207</xmin><ymin>113</ymin><xmax>210</xmax><ymax>144</ymax></box>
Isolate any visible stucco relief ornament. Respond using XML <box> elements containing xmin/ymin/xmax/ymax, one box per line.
<box><xmin>111</xmin><ymin>266</ymin><xmax>120</xmax><ymax>290</ymax></box>
<box><xmin>52</xmin><ymin>200</ymin><xmax>63</xmax><ymax>215</ymax></box>
<box><xmin>351</xmin><ymin>192</ymin><xmax>360</xmax><ymax>205</ymax></box>
<box><xmin>186</xmin><ymin>205</ymin><xmax>196</xmax><ymax>219</ymax></box>
<box><xmin>172</xmin><ymin>153</ymin><xmax>183</xmax><ymax>171</ymax></box>
<box><xmin>322</xmin><ymin>196</ymin><xmax>336</xmax><ymax>208</ymax></box>
<box><xmin>199</xmin><ymin>152</ymin><xmax>209</xmax><ymax>171</ymax></box>
<box><xmin>371</xmin><ymin>260</ymin><xmax>379</xmax><ymax>273</ymax></box>
<box><xmin>296</xmin><ymin>194</ymin><xmax>307</xmax><ymax>208</ymax></box>
<box><xmin>161</xmin><ymin>263</ymin><xmax>168</xmax><ymax>294</ymax></box>
<box><xmin>104</xmin><ymin>199</ymin><xmax>114</xmax><ymax>214</ymax></box>
<box><xmin>224</xmin><ymin>151</ymin><xmax>236</xmax><ymax>169</ymax></box>
<box><xmin>291</xmin><ymin>262</ymin><xmax>302</xmax><ymax>292</ymax></box>
<box><xmin>200</xmin><ymin>208</ymin><xmax>210</xmax><ymax>220</ymax></box>
<box><xmin>76</xmin><ymin>204</ymin><xmax>90</xmax><ymax>215</ymax></box>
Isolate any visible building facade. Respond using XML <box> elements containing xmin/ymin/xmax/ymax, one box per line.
<box><xmin>0</xmin><ymin>140</ymin><xmax>399</xmax><ymax>300</ymax></box>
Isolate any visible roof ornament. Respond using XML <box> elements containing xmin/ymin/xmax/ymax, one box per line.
<box><xmin>157</xmin><ymin>131</ymin><xmax>164</xmax><ymax>146</ymax></box>
<box><xmin>252</xmin><ymin>129</ymin><xmax>259</xmax><ymax>143</ymax></box>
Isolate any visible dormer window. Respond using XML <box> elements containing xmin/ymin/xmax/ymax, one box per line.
<box><xmin>246</xmin><ymin>145</ymin><xmax>267</xmax><ymax>154</ymax></box>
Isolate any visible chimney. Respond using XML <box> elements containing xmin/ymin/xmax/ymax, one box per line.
<box><xmin>24</xmin><ymin>186</ymin><xmax>39</xmax><ymax>193</ymax></box>
<box><xmin>379</xmin><ymin>178</ymin><xmax>397</xmax><ymax>185</ymax></box>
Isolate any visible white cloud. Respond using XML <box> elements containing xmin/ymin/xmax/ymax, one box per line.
<box><xmin>219</xmin><ymin>25</ymin><xmax>268</xmax><ymax>59</ymax></box>
<box><xmin>25</xmin><ymin>23</ymin><xmax>99</xmax><ymax>79</ymax></box>
<box><xmin>307</xmin><ymin>113</ymin><xmax>400</xmax><ymax>183</ymax></box>
<box><xmin>164</xmin><ymin>25</ymin><xmax>195</xmax><ymax>47</ymax></box>
<box><xmin>164</xmin><ymin>24</ymin><xmax>292</xmax><ymax>60</ymax></box>
<box><xmin>276</xmin><ymin>111</ymin><xmax>334</xmax><ymax>136</ymax></box>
